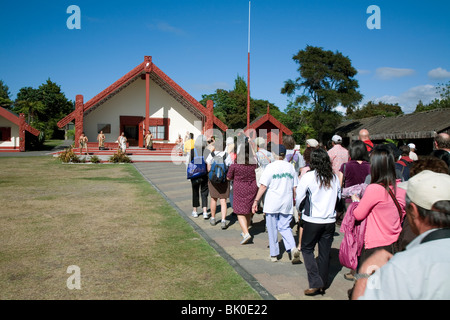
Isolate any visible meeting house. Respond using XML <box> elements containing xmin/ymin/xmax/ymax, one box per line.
<box><xmin>57</xmin><ymin>56</ymin><xmax>227</xmax><ymax>149</ymax></box>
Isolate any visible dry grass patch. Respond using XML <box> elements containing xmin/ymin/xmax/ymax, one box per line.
<box><xmin>0</xmin><ymin>157</ymin><xmax>260</xmax><ymax>300</ymax></box>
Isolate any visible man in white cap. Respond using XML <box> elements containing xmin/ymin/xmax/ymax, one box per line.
<box><xmin>327</xmin><ymin>134</ymin><xmax>349</xmax><ymax>175</ymax></box>
<box><xmin>352</xmin><ymin>170</ymin><xmax>450</xmax><ymax>299</ymax></box>
<box><xmin>408</xmin><ymin>143</ymin><xmax>418</xmax><ymax>161</ymax></box>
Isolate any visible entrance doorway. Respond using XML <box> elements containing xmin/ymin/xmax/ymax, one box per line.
<box><xmin>120</xmin><ymin>116</ymin><xmax>144</xmax><ymax>147</ymax></box>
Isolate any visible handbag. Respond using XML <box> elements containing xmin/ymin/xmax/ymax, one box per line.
<box><xmin>187</xmin><ymin>149</ymin><xmax>207</xmax><ymax>179</ymax></box>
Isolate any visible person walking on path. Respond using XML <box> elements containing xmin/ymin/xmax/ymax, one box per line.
<box><xmin>358</xmin><ymin>129</ymin><xmax>374</xmax><ymax>154</ymax></box>
<box><xmin>252</xmin><ymin>144</ymin><xmax>299</xmax><ymax>262</ymax></box>
<box><xmin>206</xmin><ymin>139</ymin><xmax>232</xmax><ymax>229</ymax></box>
<box><xmin>352</xmin><ymin>170</ymin><xmax>450</xmax><ymax>300</ymax></box>
<box><xmin>328</xmin><ymin>135</ymin><xmax>349</xmax><ymax>176</ymax></box>
<box><xmin>187</xmin><ymin>135</ymin><xmax>210</xmax><ymax>219</ymax></box>
<box><xmin>296</xmin><ymin>148</ymin><xmax>341</xmax><ymax>296</ymax></box>
<box><xmin>352</xmin><ymin>145</ymin><xmax>407</xmax><ymax>263</ymax></box>
<box><xmin>227</xmin><ymin>139</ymin><xmax>258</xmax><ymax>244</ymax></box>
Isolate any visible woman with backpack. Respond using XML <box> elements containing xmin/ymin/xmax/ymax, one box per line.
<box><xmin>206</xmin><ymin>138</ymin><xmax>233</xmax><ymax>229</ymax></box>
<box><xmin>186</xmin><ymin>135</ymin><xmax>210</xmax><ymax>219</ymax></box>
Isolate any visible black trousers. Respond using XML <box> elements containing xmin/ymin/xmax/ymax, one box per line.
<box><xmin>191</xmin><ymin>175</ymin><xmax>209</xmax><ymax>208</ymax></box>
<box><xmin>301</xmin><ymin>220</ymin><xmax>335</xmax><ymax>289</ymax></box>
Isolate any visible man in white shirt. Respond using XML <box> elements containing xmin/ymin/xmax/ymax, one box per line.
<box><xmin>352</xmin><ymin>170</ymin><xmax>450</xmax><ymax>300</ymax></box>
<box><xmin>252</xmin><ymin>144</ymin><xmax>299</xmax><ymax>262</ymax></box>
<box><xmin>408</xmin><ymin>143</ymin><xmax>419</xmax><ymax>161</ymax></box>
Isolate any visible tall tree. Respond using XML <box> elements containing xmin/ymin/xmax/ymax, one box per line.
<box><xmin>0</xmin><ymin>80</ymin><xmax>13</xmax><ymax>110</ymax></box>
<box><xmin>13</xmin><ymin>79</ymin><xmax>74</xmax><ymax>139</ymax></box>
<box><xmin>281</xmin><ymin>45</ymin><xmax>363</xmax><ymax>140</ymax></box>
<box><xmin>200</xmin><ymin>75</ymin><xmax>284</xmax><ymax>129</ymax></box>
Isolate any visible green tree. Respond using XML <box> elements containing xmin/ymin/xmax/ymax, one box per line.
<box><xmin>13</xmin><ymin>79</ymin><xmax>74</xmax><ymax>139</ymax></box>
<box><xmin>0</xmin><ymin>80</ymin><xmax>13</xmax><ymax>110</ymax></box>
<box><xmin>281</xmin><ymin>45</ymin><xmax>363</xmax><ymax>141</ymax></box>
<box><xmin>200</xmin><ymin>75</ymin><xmax>285</xmax><ymax>129</ymax></box>
<box><xmin>349</xmin><ymin>101</ymin><xmax>403</xmax><ymax>119</ymax></box>
<box><xmin>414</xmin><ymin>81</ymin><xmax>450</xmax><ymax>112</ymax></box>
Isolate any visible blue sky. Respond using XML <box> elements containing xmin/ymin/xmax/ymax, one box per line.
<box><xmin>1</xmin><ymin>0</ymin><xmax>449</xmax><ymax>114</ymax></box>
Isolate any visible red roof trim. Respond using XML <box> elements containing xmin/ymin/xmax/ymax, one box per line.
<box><xmin>0</xmin><ymin>107</ymin><xmax>40</xmax><ymax>136</ymax></box>
<box><xmin>248</xmin><ymin>113</ymin><xmax>292</xmax><ymax>135</ymax></box>
<box><xmin>57</xmin><ymin>57</ymin><xmax>228</xmax><ymax>131</ymax></box>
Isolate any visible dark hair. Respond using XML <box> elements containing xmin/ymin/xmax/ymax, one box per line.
<box><xmin>406</xmin><ymin>196</ymin><xmax>450</xmax><ymax>229</ymax></box>
<box><xmin>370</xmin><ymin>144</ymin><xmax>398</xmax><ymax>193</ymax></box>
<box><xmin>309</xmin><ymin>148</ymin><xmax>334</xmax><ymax>189</ymax></box>
<box><xmin>237</xmin><ymin>139</ymin><xmax>254</xmax><ymax>165</ymax></box>
<box><xmin>190</xmin><ymin>133</ymin><xmax>194</xmax><ymax>139</ymax></box>
<box><xmin>430</xmin><ymin>149</ymin><xmax>450</xmax><ymax>172</ymax></box>
<box><xmin>349</xmin><ymin>140</ymin><xmax>369</xmax><ymax>162</ymax></box>
<box><xmin>282</xmin><ymin>135</ymin><xmax>296</xmax><ymax>150</ymax></box>
<box><xmin>399</xmin><ymin>145</ymin><xmax>410</xmax><ymax>156</ymax></box>
<box><xmin>410</xmin><ymin>157</ymin><xmax>449</xmax><ymax>176</ymax></box>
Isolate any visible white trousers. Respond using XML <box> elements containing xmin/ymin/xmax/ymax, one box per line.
<box><xmin>266</xmin><ymin>213</ymin><xmax>296</xmax><ymax>257</ymax></box>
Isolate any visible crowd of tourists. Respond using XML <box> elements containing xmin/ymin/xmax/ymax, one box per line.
<box><xmin>184</xmin><ymin>129</ymin><xmax>450</xmax><ymax>299</ymax></box>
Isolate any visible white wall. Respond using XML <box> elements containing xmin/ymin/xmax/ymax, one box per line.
<box><xmin>0</xmin><ymin>117</ymin><xmax>19</xmax><ymax>148</ymax></box>
<box><xmin>83</xmin><ymin>77</ymin><xmax>202</xmax><ymax>143</ymax></box>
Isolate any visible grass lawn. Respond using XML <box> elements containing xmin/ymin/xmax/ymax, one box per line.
<box><xmin>0</xmin><ymin>156</ymin><xmax>261</xmax><ymax>300</ymax></box>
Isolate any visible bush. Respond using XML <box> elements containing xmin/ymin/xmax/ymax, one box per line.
<box><xmin>90</xmin><ymin>155</ymin><xmax>101</xmax><ymax>164</ymax></box>
<box><xmin>109</xmin><ymin>150</ymin><xmax>132</xmax><ymax>163</ymax></box>
<box><xmin>58</xmin><ymin>146</ymin><xmax>80</xmax><ymax>163</ymax></box>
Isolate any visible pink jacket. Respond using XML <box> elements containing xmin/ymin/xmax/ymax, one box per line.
<box><xmin>339</xmin><ymin>202</ymin><xmax>367</xmax><ymax>270</ymax></box>
<box><xmin>353</xmin><ymin>181</ymin><xmax>406</xmax><ymax>249</ymax></box>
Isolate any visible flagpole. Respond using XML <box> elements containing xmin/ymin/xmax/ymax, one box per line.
<box><xmin>247</xmin><ymin>0</ymin><xmax>251</xmax><ymax>130</ymax></box>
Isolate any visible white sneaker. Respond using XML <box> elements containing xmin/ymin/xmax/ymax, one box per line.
<box><xmin>240</xmin><ymin>233</ymin><xmax>251</xmax><ymax>245</ymax></box>
<box><xmin>191</xmin><ymin>211</ymin><xmax>198</xmax><ymax>218</ymax></box>
<box><xmin>210</xmin><ymin>217</ymin><xmax>216</xmax><ymax>226</ymax></box>
<box><xmin>203</xmin><ymin>212</ymin><xmax>209</xmax><ymax>219</ymax></box>
<box><xmin>291</xmin><ymin>248</ymin><xmax>302</xmax><ymax>264</ymax></box>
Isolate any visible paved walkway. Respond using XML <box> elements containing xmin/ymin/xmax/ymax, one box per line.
<box><xmin>134</xmin><ymin>162</ymin><xmax>353</xmax><ymax>300</ymax></box>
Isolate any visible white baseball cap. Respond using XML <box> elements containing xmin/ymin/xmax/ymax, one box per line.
<box><xmin>306</xmin><ymin>139</ymin><xmax>319</xmax><ymax>148</ymax></box>
<box><xmin>332</xmin><ymin>135</ymin><xmax>342</xmax><ymax>143</ymax></box>
<box><xmin>408</xmin><ymin>143</ymin><xmax>416</xmax><ymax>150</ymax></box>
<box><xmin>398</xmin><ymin>170</ymin><xmax>450</xmax><ymax>210</ymax></box>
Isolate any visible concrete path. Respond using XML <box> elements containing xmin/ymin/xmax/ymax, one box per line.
<box><xmin>134</xmin><ymin>162</ymin><xmax>353</xmax><ymax>300</ymax></box>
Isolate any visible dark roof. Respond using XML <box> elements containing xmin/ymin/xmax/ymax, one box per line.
<box><xmin>336</xmin><ymin>108</ymin><xmax>450</xmax><ymax>140</ymax></box>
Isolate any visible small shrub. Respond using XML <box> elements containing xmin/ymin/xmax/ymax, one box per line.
<box><xmin>90</xmin><ymin>155</ymin><xmax>101</xmax><ymax>164</ymax></box>
<box><xmin>58</xmin><ymin>146</ymin><xmax>80</xmax><ymax>163</ymax></box>
<box><xmin>109</xmin><ymin>150</ymin><xmax>132</xmax><ymax>163</ymax></box>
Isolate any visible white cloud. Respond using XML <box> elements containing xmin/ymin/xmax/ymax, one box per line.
<box><xmin>375</xmin><ymin>67</ymin><xmax>415</xmax><ymax>80</ymax></box>
<box><xmin>372</xmin><ymin>84</ymin><xmax>438</xmax><ymax>114</ymax></box>
<box><xmin>428</xmin><ymin>67</ymin><xmax>450</xmax><ymax>80</ymax></box>
<box><xmin>357</xmin><ymin>69</ymin><xmax>371</xmax><ymax>75</ymax></box>
<box><xmin>147</xmin><ymin>21</ymin><xmax>186</xmax><ymax>36</ymax></box>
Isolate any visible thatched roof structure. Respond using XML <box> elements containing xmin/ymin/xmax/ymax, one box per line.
<box><xmin>336</xmin><ymin>108</ymin><xmax>450</xmax><ymax>141</ymax></box>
